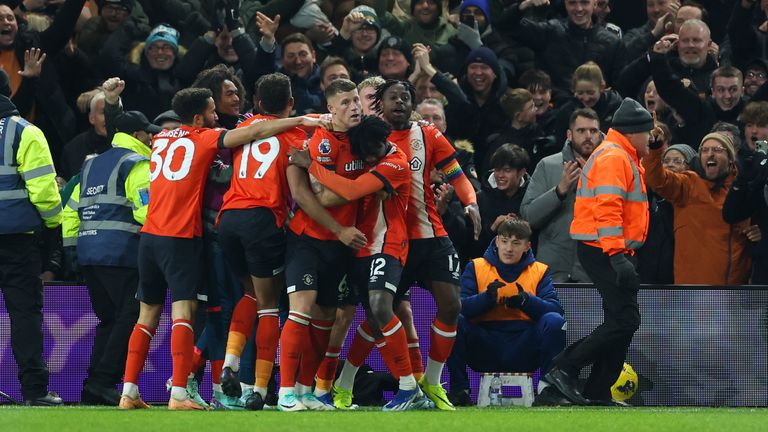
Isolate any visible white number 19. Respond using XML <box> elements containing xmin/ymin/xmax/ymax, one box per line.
<box><xmin>238</xmin><ymin>137</ymin><xmax>280</xmax><ymax>179</ymax></box>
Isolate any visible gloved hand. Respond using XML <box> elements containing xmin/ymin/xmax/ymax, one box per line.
<box><xmin>485</xmin><ymin>279</ymin><xmax>504</xmax><ymax>301</ymax></box>
<box><xmin>224</xmin><ymin>0</ymin><xmax>242</xmax><ymax>31</ymax></box>
<box><xmin>456</xmin><ymin>22</ymin><xmax>482</xmax><ymax>50</ymax></box>
<box><xmin>609</xmin><ymin>253</ymin><xmax>637</xmax><ymax>289</ymax></box>
<box><xmin>505</xmin><ymin>283</ymin><xmax>528</xmax><ymax>309</ymax></box>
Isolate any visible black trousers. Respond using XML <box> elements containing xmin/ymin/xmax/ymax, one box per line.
<box><xmin>81</xmin><ymin>265</ymin><xmax>139</xmax><ymax>388</ymax></box>
<box><xmin>0</xmin><ymin>233</ymin><xmax>48</xmax><ymax>400</ymax></box>
<box><xmin>554</xmin><ymin>242</ymin><xmax>641</xmax><ymax>400</ymax></box>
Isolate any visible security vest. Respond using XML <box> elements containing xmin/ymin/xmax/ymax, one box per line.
<box><xmin>569</xmin><ymin>129</ymin><xmax>649</xmax><ymax>255</ymax></box>
<box><xmin>78</xmin><ymin>147</ymin><xmax>146</xmax><ymax>267</ymax></box>
<box><xmin>0</xmin><ymin>116</ymin><xmax>45</xmax><ymax>234</ymax></box>
<box><xmin>472</xmin><ymin>258</ymin><xmax>548</xmax><ymax>323</ymax></box>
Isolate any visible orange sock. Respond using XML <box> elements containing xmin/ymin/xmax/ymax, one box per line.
<box><xmin>226</xmin><ymin>294</ymin><xmax>259</xmax><ymax>357</ymax></box>
<box><xmin>315</xmin><ymin>345</ymin><xmax>341</xmax><ymax>392</ymax></box>
<box><xmin>279</xmin><ymin>311</ymin><xmax>310</xmax><ymax>388</ymax></box>
<box><xmin>407</xmin><ymin>338</ymin><xmax>424</xmax><ymax>380</ymax></box>
<box><xmin>297</xmin><ymin>319</ymin><xmax>333</xmax><ymax>387</ymax></box>
<box><xmin>171</xmin><ymin>319</ymin><xmax>194</xmax><ymax>388</ymax></box>
<box><xmin>255</xmin><ymin>310</ymin><xmax>279</xmax><ymax>389</ymax></box>
<box><xmin>428</xmin><ymin>319</ymin><xmax>457</xmax><ymax>363</ymax></box>
<box><xmin>124</xmin><ymin>324</ymin><xmax>155</xmax><ymax>385</ymax></box>
<box><xmin>380</xmin><ymin>317</ymin><xmax>412</xmax><ymax>379</ymax></box>
<box><xmin>346</xmin><ymin>322</ymin><xmax>375</xmax><ymax>367</ymax></box>
<box><xmin>425</xmin><ymin>319</ymin><xmax>457</xmax><ymax>384</ymax></box>
<box><xmin>211</xmin><ymin>359</ymin><xmax>224</xmax><ymax>385</ymax></box>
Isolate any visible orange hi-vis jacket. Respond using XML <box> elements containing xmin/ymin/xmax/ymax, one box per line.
<box><xmin>471</xmin><ymin>258</ymin><xmax>548</xmax><ymax>323</ymax></box>
<box><xmin>569</xmin><ymin>129</ymin><xmax>650</xmax><ymax>256</ymax></box>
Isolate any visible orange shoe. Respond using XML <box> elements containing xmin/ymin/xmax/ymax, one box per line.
<box><xmin>168</xmin><ymin>397</ymin><xmax>208</xmax><ymax>410</ymax></box>
<box><xmin>119</xmin><ymin>395</ymin><xmax>150</xmax><ymax>409</ymax></box>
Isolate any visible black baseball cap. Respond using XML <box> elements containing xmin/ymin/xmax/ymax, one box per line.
<box><xmin>114</xmin><ymin>111</ymin><xmax>163</xmax><ymax>134</ymax></box>
<box><xmin>153</xmin><ymin>109</ymin><xmax>182</xmax><ymax>126</ymax></box>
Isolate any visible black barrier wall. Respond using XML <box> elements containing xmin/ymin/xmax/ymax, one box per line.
<box><xmin>558</xmin><ymin>284</ymin><xmax>768</xmax><ymax>406</ymax></box>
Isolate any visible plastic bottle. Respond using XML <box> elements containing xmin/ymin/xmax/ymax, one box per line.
<box><xmin>489</xmin><ymin>373</ymin><xmax>502</xmax><ymax>406</ymax></box>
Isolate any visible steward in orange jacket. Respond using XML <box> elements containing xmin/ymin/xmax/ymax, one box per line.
<box><xmin>545</xmin><ymin>98</ymin><xmax>652</xmax><ymax>406</ymax></box>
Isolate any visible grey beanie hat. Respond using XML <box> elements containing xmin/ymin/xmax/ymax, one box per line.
<box><xmin>611</xmin><ymin>97</ymin><xmax>654</xmax><ymax>134</ymax></box>
<box><xmin>663</xmin><ymin>144</ymin><xmax>697</xmax><ymax>164</ymax></box>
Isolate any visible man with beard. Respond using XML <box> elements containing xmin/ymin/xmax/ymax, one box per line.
<box><xmin>332</xmin><ymin>80</ymin><xmax>481</xmax><ymax>411</ymax></box>
<box><xmin>117</xmin><ymin>87</ymin><xmax>324</xmax><ymax>410</ymax></box>
<box><xmin>521</xmin><ymin>108</ymin><xmax>601</xmax><ymax>284</ymax></box>
<box><xmin>651</xmin><ymin>33</ymin><xmax>745</xmax><ymax>147</ymax></box>
<box><xmin>644</xmin><ymin>131</ymin><xmax>755</xmax><ymax>285</ymax></box>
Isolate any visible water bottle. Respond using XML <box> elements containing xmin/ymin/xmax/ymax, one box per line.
<box><xmin>488</xmin><ymin>373</ymin><xmax>502</xmax><ymax>406</ymax></box>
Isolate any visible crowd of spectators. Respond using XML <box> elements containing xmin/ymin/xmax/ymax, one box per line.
<box><xmin>13</xmin><ymin>0</ymin><xmax>768</xmax><ymax>287</ymax></box>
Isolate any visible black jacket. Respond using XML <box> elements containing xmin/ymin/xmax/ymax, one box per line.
<box><xmin>650</xmin><ymin>52</ymin><xmax>743</xmax><ymax>149</ymax></box>
<box><xmin>617</xmin><ymin>51</ymin><xmax>718</xmax><ymax>102</ymax></box>
<box><xmin>723</xmin><ymin>150</ymin><xmax>768</xmax><ymax>284</ymax></box>
<box><xmin>727</xmin><ymin>1</ymin><xmax>768</xmax><ymax>70</ymax></box>
<box><xmin>434</xmin><ymin>55</ymin><xmax>509</xmax><ymax>162</ymax></box>
<box><xmin>176</xmin><ymin>30</ymin><xmax>277</xmax><ymax>93</ymax></box>
<box><xmin>482</xmin><ymin>123</ymin><xmax>555</xmax><ymax>177</ymax></box>
<box><xmin>502</xmin><ymin>6</ymin><xmax>625</xmax><ymax>97</ymax></box>
<box><xmin>637</xmin><ymin>190</ymin><xmax>675</xmax><ymax>284</ymax></box>
<box><xmin>553</xmin><ymin>89</ymin><xmax>623</xmax><ymax>144</ymax></box>
<box><xmin>99</xmin><ymin>25</ymin><xmax>183</xmax><ymax>121</ymax></box>
<box><xmin>431</xmin><ymin>26</ymin><xmax>534</xmax><ymax>86</ymax></box>
<box><xmin>59</xmin><ymin>129</ymin><xmax>111</xmax><ymax>181</ymax></box>
<box><xmin>471</xmin><ymin>173</ymin><xmax>530</xmax><ymax>259</ymax></box>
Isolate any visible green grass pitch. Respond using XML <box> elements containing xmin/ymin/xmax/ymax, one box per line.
<box><xmin>3</xmin><ymin>406</ymin><xmax>767</xmax><ymax>432</ymax></box>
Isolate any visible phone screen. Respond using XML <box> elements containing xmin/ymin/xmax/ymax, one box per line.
<box><xmin>461</xmin><ymin>14</ymin><xmax>476</xmax><ymax>27</ymax></box>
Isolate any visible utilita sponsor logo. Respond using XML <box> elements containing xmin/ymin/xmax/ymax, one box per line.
<box><xmin>345</xmin><ymin>159</ymin><xmax>364</xmax><ymax>171</ymax></box>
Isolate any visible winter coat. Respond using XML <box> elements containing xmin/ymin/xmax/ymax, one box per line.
<box><xmin>520</xmin><ymin>141</ymin><xmax>590</xmax><ymax>283</ymax></box>
<box><xmin>643</xmin><ymin>147</ymin><xmax>752</xmax><ymax>285</ymax></box>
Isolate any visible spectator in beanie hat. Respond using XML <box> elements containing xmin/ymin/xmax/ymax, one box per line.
<box><xmin>100</xmin><ymin>22</ymin><xmax>183</xmax><ymax>120</ymax></box>
<box><xmin>378</xmin><ymin>35</ymin><xmax>413</xmax><ymax>80</ymax></box>
<box><xmin>328</xmin><ymin>5</ymin><xmax>386</xmax><ymax>80</ymax></box>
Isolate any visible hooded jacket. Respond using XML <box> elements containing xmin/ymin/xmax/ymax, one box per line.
<box><xmin>460</xmin><ymin>240</ymin><xmax>563</xmax><ymax>333</ymax></box>
<box><xmin>644</xmin><ymin>145</ymin><xmax>752</xmax><ymax>285</ymax></box>
<box><xmin>436</xmin><ymin>51</ymin><xmax>509</xmax><ymax>154</ymax></box>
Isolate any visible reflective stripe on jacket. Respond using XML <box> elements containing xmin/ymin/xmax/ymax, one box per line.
<box><xmin>0</xmin><ymin>115</ymin><xmax>61</xmax><ymax>234</ymax></box>
<box><xmin>77</xmin><ymin>141</ymin><xmax>147</xmax><ymax>267</ymax></box>
<box><xmin>570</xmin><ymin>128</ymin><xmax>649</xmax><ymax>255</ymax></box>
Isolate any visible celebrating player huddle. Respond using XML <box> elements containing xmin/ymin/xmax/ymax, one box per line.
<box><xmin>118</xmin><ymin>75</ymin><xmax>480</xmax><ymax>412</ymax></box>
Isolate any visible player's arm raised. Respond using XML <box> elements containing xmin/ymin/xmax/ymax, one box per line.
<box><xmin>221</xmin><ymin>116</ymin><xmax>330</xmax><ymax>148</ymax></box>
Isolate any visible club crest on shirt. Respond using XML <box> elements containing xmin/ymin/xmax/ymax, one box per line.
<box><xmin>318</xmin><ymin>139</ymin><xmax>332</xmax><ymax>155</ymax></box>
<box><xmin>409</xmin><ymin>156</ymin><xmax>423</xmax><ymax>171</ymax></box>
<box><xmin>410</xmin><ymin>138</ymin><xmax>422</xmax><ymax>151</ymax></box>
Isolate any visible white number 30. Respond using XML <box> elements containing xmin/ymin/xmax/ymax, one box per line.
<box><xmin>150</xmin><ymin>137</ymin><xmax>195</xmax><ymax>182</ymax></box>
